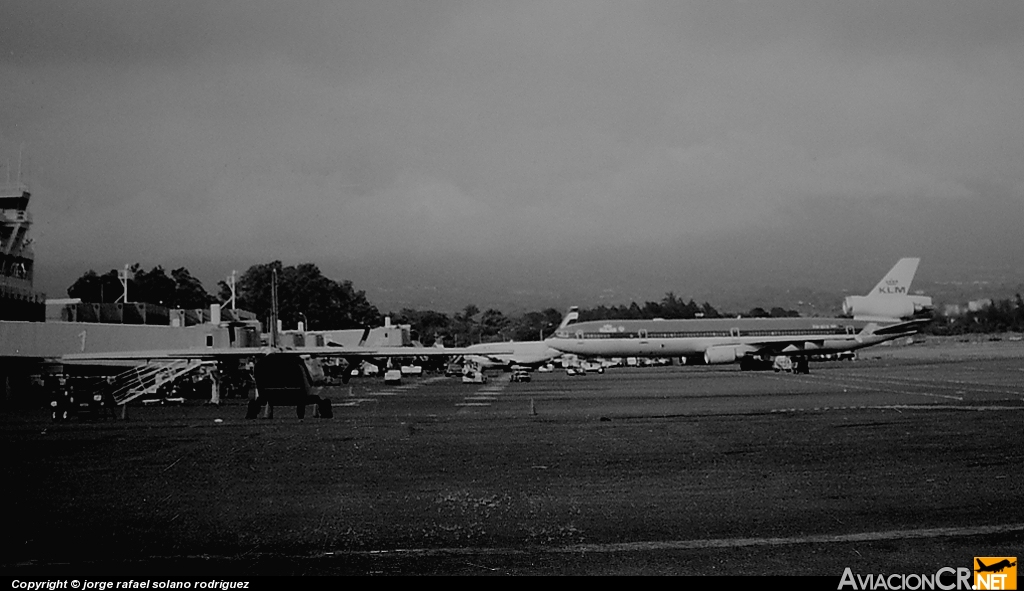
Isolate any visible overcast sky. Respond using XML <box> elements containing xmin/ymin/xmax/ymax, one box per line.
<box><xmin>3</xmin><ymin>1</ymin><xmax>1022</xmax><ymax>311</ymax></box>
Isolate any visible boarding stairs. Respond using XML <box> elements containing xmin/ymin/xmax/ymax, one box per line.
<box><xmin>99</xmin><ymin>359</ymin><xmax>213</xmax><ymax>406</ymax></box>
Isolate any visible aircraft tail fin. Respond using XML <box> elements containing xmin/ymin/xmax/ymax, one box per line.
<box><xmin>556</xmin><ymin>306</ymin><xmax>579</xmax><ymax>331</ymax></box>
<box><xmin>869</xmin><ymin>257</ymin><xmax>920</xmax><ymax>297</ymax></box>
<box><xmin>844</xmin><ymin>258</ymin><xmax>932</xmax><ymax>319</ymax></box>
<box><xmin>977</xmin><ymin>559</ymin><xmax>988</xmax><ymax>571</ymax></box>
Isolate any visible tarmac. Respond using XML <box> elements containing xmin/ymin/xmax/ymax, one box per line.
<box><xmin>2</xmin><ymin>337</ymin><xmax>1022</xmax><ymax>576</ymax></box>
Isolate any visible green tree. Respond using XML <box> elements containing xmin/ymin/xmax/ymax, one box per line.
<box><xmin>479</xmin><ymin>308</ymin><xmax>510</xmax><ymax>341</ymax></box>
<box><xmin>453</xmin><ymin>304</ymin><xmax>480</xmax><ymax>345</ymax></box>
<box><xmin>509</xmin><ymin>307</ymin><xmax>564</xmax><ymax>341</ymax></box>
<box><xmin>131</xmin><ymin>265</ymin><xmax>176</xmax><ymax>307</ymax></box>
<box><xmin>234</xmin><ymin>261</ymin><xmax>381</xmax><ymax>330</ymax></box>
<box><xmin>67</xmin><ymin>269</ymin><xmax>122</xmax><ymax>303</ymax></box>
<box><xmin>67</xmin><ymin>264</ymin><xmax>214</xmax><ymax>308</ymax></box>
<box><xmin>171</xmin><ymin>267</ymin><xmax>216</xmax><ymax>309</ymax></box>
<box><xmin>392</xmin><ymin>309</ymin><xmax>452</xmax><ymax>346</ymax></box>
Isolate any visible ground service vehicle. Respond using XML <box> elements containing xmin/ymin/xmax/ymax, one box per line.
<box><xmin>49</xmin><ymin>375</ymin><xmax>116</xmax><ymax>421</ymax></box>
<box><xmin>384</xmin><ymin>369</ymin><xmax>403</xmax><ymax>385</ymax></box>
<box><xmin>462</xmin><ymin>370</ymin><xmax>487</xmax><ymax>384</ymax></box>
<box><xmin>510</xmin><ymin>369</ymin><xmax>531</xmax><ymax>382</ymax></box>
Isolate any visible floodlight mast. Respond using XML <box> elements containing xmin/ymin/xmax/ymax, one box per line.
<box><xmin>225</xmin><ymin>270</ymin><xmax>237</xmax><ymax>310</ymax></box>
<box><xmin>115</xmin><ymin>264</ymin><xmax>130</xmax><ymax>303</ymax></box>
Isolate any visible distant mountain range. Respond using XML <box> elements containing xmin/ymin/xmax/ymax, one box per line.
<box><xmin>38</xmin><ymin>250</ymin><xmax>1022</xmax><ymax>319</ymax></box>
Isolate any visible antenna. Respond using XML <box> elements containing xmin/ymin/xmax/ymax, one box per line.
<box><xmin>17</xmin><ymin>143</ymin><xmax>24</xmax><ymax>183</ymax></box>
<box><xmin>270</xmin><ymin>268</ymin><xmax>279</xmax><ymax>348</ymax></box>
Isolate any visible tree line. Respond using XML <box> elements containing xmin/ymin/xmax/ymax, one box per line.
<box><xmin>925</xmin><ymin>295</ymin><xmax>1024</xmax><ymax>335</ymax></box>
<box><xmin>67</xmin><ymin>265</ymin><xmax>215</xmax><ymax>309</ymax></box>
<box><xmin>68</xmin><ymin>262</ymin><xmax>382</xmax><ymax>332</ymax></box>
<box><xmin>67</xmin><ymin>262</ymin><xmax>1023</xmax><ymax>343</ymax></box>
<box><xmin>66</xmin><ymin>263</ymin><xmax>799</xmax><ymax>345</ymax></box>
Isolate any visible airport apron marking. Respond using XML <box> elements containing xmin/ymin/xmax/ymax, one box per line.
<box><xmin>456</xmin><ymin>380</ymin><xmax>508</xmax><ymax>408</ymax></box>
<box><xmin>333</xmin><ymin>376</ymin><xmax>447</xmax><ymax>406</ymax></box>
<box><xmin>767</xmin><ymin>373</ymin><xmax>964</xmax><ymax>401</ymax></box>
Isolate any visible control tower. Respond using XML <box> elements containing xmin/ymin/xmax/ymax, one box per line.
<box><xmin>1</xmin><ymin>182</ymin><xmax>45</xmax><ymax>320</ymax></box>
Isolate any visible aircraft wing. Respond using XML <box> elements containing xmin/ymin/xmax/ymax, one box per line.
<box><xmin>286</xmin><ymin>346</ymin><xmax>511</xmax><ymax>358</ymax></box>
<box><xmin>60</xmin><ymin>345</ymin><xmax>509</xmax><ymax>363</ymax></box>
<box><xmin>61</xmin><ymin>347</ymin><xmax>274</xmax><ymax>362</ymax></box>
<box><xmin>733</xmin><ymin>318</ymin><xmax>929</xmax><ymax>357</ymax></box>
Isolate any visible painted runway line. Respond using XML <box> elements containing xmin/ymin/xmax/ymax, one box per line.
<box><xmin>783</xmin><ymin>368</ymin><xmax>1024</xmax><ymax>400</ymax></box>
<box><xmin>769</xmin><ymin>404</ymin><xmax>1024</xmax><ymax>414</ymax></box>
<box><xmin>324</xmin><ymin>523</ymin><xmax>1024</xmax><ymax>557</ymax></box>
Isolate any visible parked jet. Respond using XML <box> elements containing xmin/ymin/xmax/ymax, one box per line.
<box><xmin>841</xmin><ymin>257</ymin><xmax>933</xmax><ymax>321</ymax></box>
<box><xmin>544</xmin><ymin>259</ymin><xmax>931</xmax><ymax>372</ymax></box>
<box><xmin>462</xmin><ymin>340</ymin><xmax>563</xmax><ymax>371</ymax></box>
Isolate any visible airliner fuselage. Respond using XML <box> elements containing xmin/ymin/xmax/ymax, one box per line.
<box><xmin>545</xmin><ymin>316</ymin><xmax>906</xmax><ymax>361</ymax></box>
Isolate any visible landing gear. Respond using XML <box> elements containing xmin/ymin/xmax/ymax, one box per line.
<box><xmin>297</xmin><ymin>395</ymin><xmax>333</xmax><ymax>419</ymax></box>
<box><xmin>739</xmin><ymin>357</ymin><xmax>773</xmax><ymax>371</ymax></box>
<box><xmin>245</xmin><ymin>399</ymin><xmax>262</xmax><ymax>420</ymax></box>
<box><xmin>317</xmin><ymin>397</ymin><xmax>333</xmax><ymax>418</ymax></box>
<box><xmin>295</xmin><ymin>395</ymin><xmax>316</xmax><ymax>419</ymax></box>
<box><xmin>245</xmin><ymin>395</ymin><xmax>333</xmax><ymax>419</ymax></box>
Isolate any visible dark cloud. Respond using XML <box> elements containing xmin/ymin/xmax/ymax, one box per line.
<box><xmin>2</xmin><ymin>1</ymin><xmax>1021</xmax><ymax>309</ymax></box>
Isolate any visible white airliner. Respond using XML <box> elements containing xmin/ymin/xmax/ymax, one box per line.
<box><xmin>544</xmin><ymin>259</ymin><xmax>931</xmax><ymax>372</ymax></box>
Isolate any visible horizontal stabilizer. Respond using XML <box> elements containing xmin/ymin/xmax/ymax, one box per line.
<box><xmin>862</xmin><ymin>318</ymin><xmax>931</xmax><ymax>336</ymax></box>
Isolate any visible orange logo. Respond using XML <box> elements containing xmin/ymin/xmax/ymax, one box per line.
<box><xmin>974</xmin><ymin>557</ymin><xmax>1017</xmax><ymax>590</ymax></box>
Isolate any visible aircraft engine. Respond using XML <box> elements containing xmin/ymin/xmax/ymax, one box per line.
<box><xmin>842</xmin><ymin>295</ymin><xmax>932</xmax><ymax>320</ymax></box>
<box><xmin>704</xmin><ymin>345</ymin><xmax>747</xmax><ymax>365</ymax></box>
